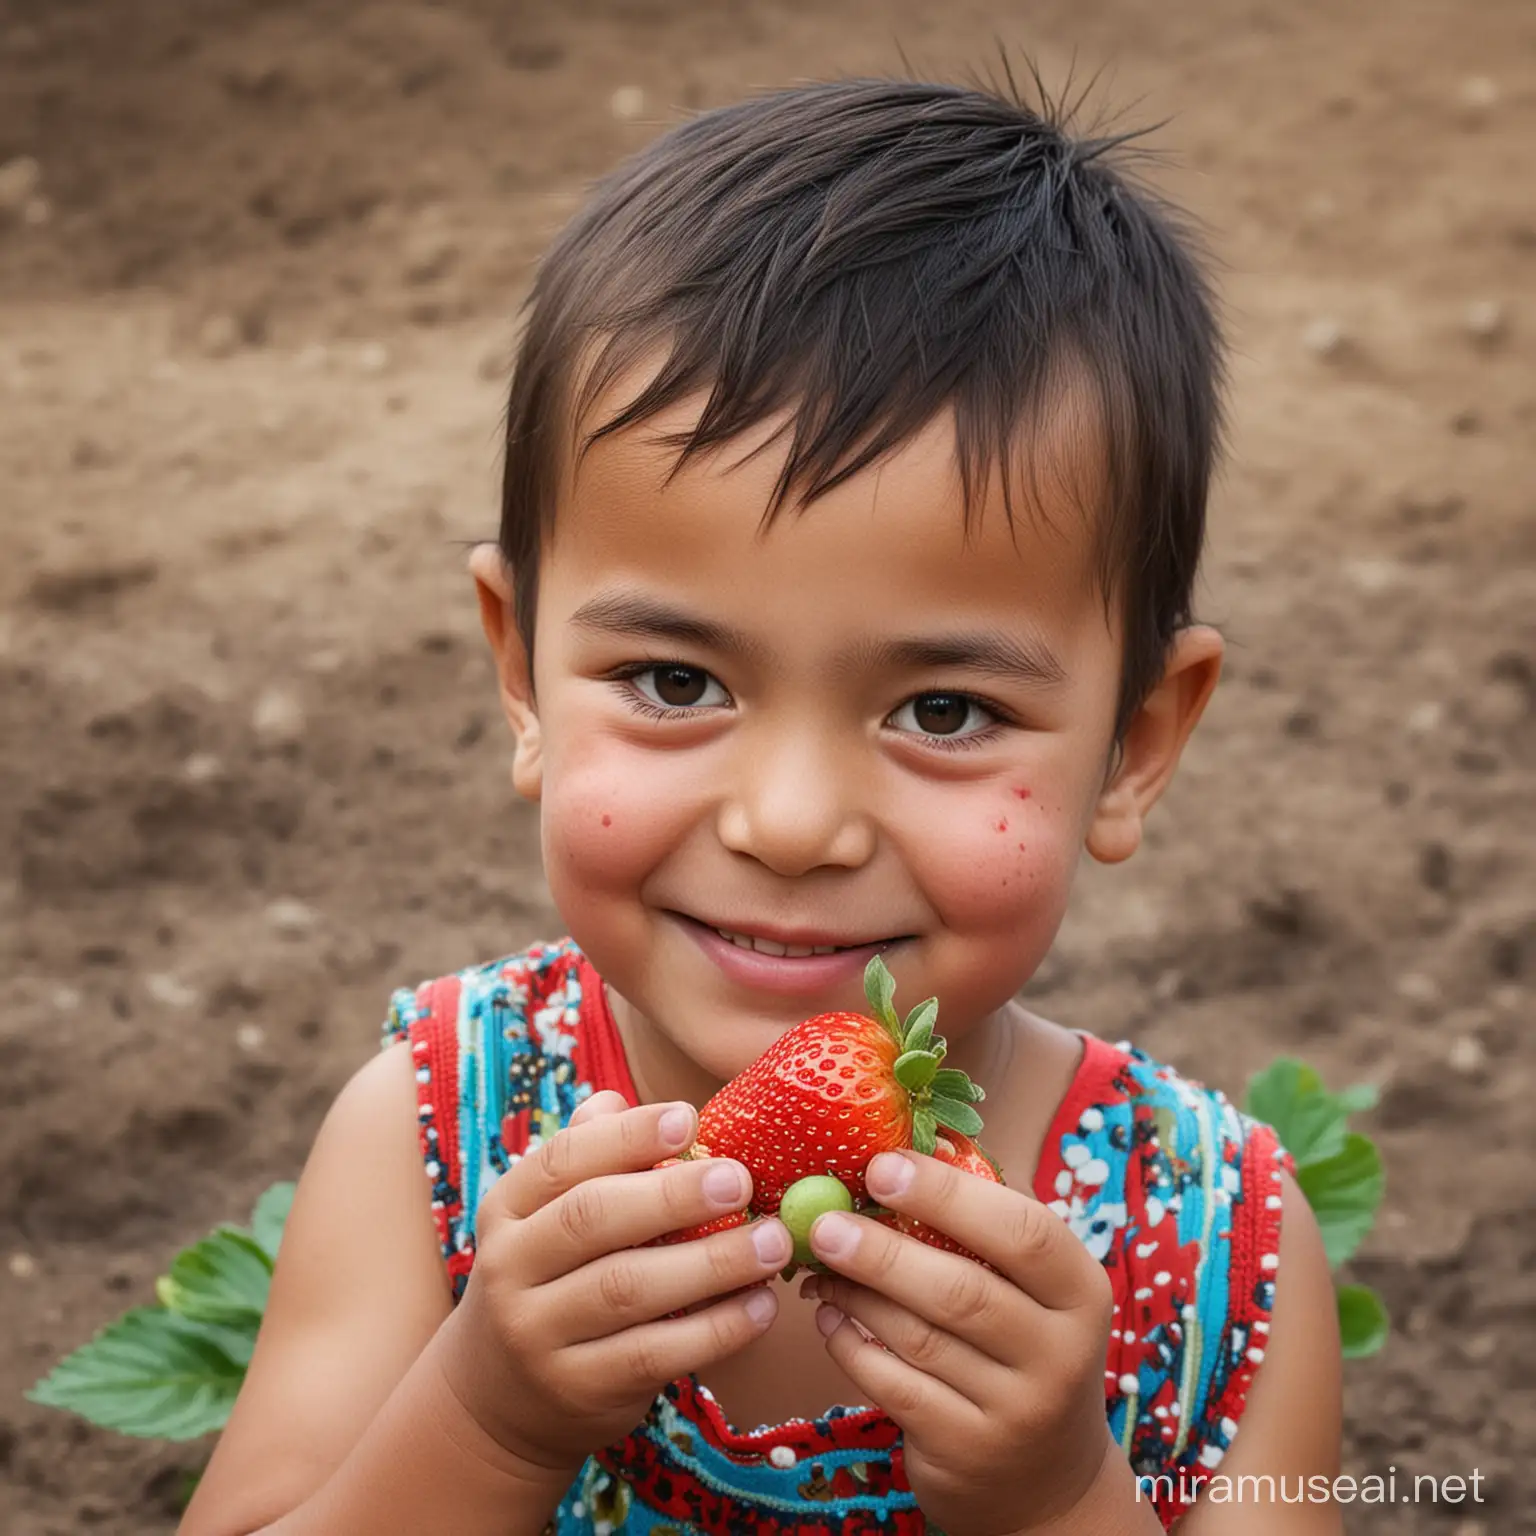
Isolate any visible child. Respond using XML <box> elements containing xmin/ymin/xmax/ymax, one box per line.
<box><xmin>180</xmin><ymin>75</ymin><xmax>1342</xmax><ymax>1536</ymax></box>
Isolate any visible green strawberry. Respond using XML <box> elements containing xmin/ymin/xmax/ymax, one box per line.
<box><xmin>778</xmin><ymin>1174</ymin><xmax>855</xmax><ymax>1267</ymax></box>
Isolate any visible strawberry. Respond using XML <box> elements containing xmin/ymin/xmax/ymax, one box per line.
<box><xmin>696</xmin><ymin>955</ymin><xmax>988</xmax><ymax>1218</ymax></box>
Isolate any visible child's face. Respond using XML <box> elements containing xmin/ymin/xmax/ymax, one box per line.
<box><xmin>477</xmin><ymin>381</ymin><xmax>1218</xmax><ymax>1086</ymax></box>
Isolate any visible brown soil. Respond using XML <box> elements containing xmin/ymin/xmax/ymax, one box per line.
<box><xmin>2</xmin><ymin>2</ymin><xmax>1532</xmax><ymax>1531</ymax></box>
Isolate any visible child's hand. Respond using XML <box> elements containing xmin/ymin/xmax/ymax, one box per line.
<box><xmin>438</xmin><ymin>1090</ymin><xmax>792</xmax><ymax>1481</ymax></box>
<box><xmin>799</xmin><ymin>1149</ymin><xmax>1120</xmax><ymax>1536</ymax></box>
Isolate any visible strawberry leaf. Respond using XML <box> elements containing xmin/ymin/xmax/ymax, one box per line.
<box><xmin>154</xmin><ymin>1228</ymin><xmax>272</xmax><ymax>1330</ymax></box>
<box><xmin>932</xmin><ymin>1068</ymin><xmax>983</xmax><ymax>1103</ymax></box>
<box><xmin>912</xmin><ymin>1108</ymin><xmax>938</xmax><ymax>1155</ymax></box>
<box><xmin>1296</xmin><ymin>1133</ymin><xmax>1384</xmax><ymax>1267</ymax></box>
<box><xmin>863</xmin><ymin>955</ymin><xmax>902</xmax><ymax>1042</ymax></box>
<box><xmin>26</xmin><ymin>1307</ymin><xmax>248</xmax><ymax>1441</ymax></box>
<box><xmin>250</xmin><ymin>1182</ymin><xmax>295</xmax><ymax>1263</ymax></box>
<box><xmin>1243</xmin><ymin>1057</ymin><xmax>1349</xmax><ymax>1168</ymax></box>
<box><xmin>894</xmin><ymin>1050</ymin><xmax>939</xmax><ymax>1093</ymax></box>
<box><xmin>901</xmin><ymin>999</ymin><xmax>938</xmax><ymax>1053</ymax></box>
<box><xmin>929</xmin><ymin>1094</ymin><xmax>984</xmax><ymax>1137</ymax></box>
<box><xmin>1337</xmin><ymin>1284</ymin><xmax>1390</xmax><ymax>1358</ymax></box>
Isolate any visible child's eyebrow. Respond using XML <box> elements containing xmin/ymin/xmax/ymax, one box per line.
<box><xmin>569</xmin><ymin>590</ymin><xmax>1067</xmax><ymax>688</ymax></box>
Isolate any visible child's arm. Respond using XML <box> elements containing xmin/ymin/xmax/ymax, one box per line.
<box><xmin>175</xmin><ymin>1042</ymin><xmax>565</xmax><ymax>1535</ymax></box>
<box><xmin>177</xmin><ymin>1049</ymin><xmax>791</xmax><ymax>1536</ymax></box>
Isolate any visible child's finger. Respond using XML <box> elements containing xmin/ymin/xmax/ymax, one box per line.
<box><xmin>861</xmin><ymin>1151</ymin><xmax>1100</xmax><ymax>1313</ymax></box>
<box><xmin>543</xmin><ymin>1218</ymin><xmax>793</xmax><ymax>1344</ymax></box>
<box><xmin>565</xmin><ymin>1284</ymin><xmax>780</xmax><ymax>1397</ymax></box>
<box><xmin>493</xmin><ymin>1099</ymin><xmax>696</xmax><ymax>1221</ymax></box>
<box><xmin>513</xmin><ymin>1156</ymin><xmax>755</xmax><ymax>1286</ymax></box>
<box><xmin>799</xmin><ymin>1274</ymin><xmax>1003</xmax><ymax>1407</ymax></box>
<box><xmin>813</xmin><ymin>1298</ymin><xmax>981</xmax><ymax>1438</ymax></box>
<box><xmin>567</xmin><ymin>1088</ymin><xmax>631</xmax><ymax>1127</ymax></box>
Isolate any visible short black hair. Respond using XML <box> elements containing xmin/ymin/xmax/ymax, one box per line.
<box><xmin>499</xmin><ymin>75</ymin><xmax>1224</xmax><ymax>741</ymax></box>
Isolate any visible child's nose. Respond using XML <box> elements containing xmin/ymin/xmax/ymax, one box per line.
<box><xmin>714</xmin><ymin>730</ymin><xmax>876</xmax><ymax>876</ymax></box>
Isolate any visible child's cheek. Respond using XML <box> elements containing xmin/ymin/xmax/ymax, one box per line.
<box><xmin>539</xmin><ymin>740</ymin><xmax>691</xmax><ymax>896</ymax></box>
<box><xmin>916</xmin><ymin>790</ymin><xmax>1078</xmax><ymax>936</ymax></box>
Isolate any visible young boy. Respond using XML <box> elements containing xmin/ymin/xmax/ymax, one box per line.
<box><xmin>180</xmin><ymin>77</ymin><xmax>1342</xmax><ymax>1535</ymax></box>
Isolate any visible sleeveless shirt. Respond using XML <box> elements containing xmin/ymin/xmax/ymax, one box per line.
<box><xmin>382</xmin><ymin>937</ymin><xmax>1290</xmax><ymax>1532</ymax></box>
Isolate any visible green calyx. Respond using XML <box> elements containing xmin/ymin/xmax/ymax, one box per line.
<box><xmin>863</xmin><ymin>955</ymin><xmax>986</xmax><ymax>1156</ymax></box>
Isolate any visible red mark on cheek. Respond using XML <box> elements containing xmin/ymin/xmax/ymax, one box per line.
<box><xmin>1012</xmin><ymin>786</ymin><xmax>1032</xmax><ymax>800</ymax></box>
<box><xmin>601</xmin><ymin>814</ymin><xmax>612</xmax><ymax>827</ymax></box>
<box><xmin>1018</xmin><ymin>842</ymin><xmax>1028</xmax><ymax>853</ymax></box>
<box><xmin>995</xmin><ymin>817</ymin><xmax>1009</xmax><ymax>832</ymax></box>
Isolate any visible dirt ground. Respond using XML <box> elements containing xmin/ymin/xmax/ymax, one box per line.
<box><xmin>1</xmin><ymin>0</ymin><xmax>1532</xmax><ymax>1530</ymax></box>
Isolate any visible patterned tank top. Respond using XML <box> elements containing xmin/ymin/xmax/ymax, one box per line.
<box><xmin>382</xmin><ymin>938</ymin><xmax>1290</xmax><ymax>1533</ymax></box>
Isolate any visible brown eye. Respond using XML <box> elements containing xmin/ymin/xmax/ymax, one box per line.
<box><xmin>654</xmin><ymin>666</ymin><xmax>708</xmax><ymax>706</ymax></box>
<box><xmin>630</xmin><ymin>664</ymin><xmax>729</xmax><ymax>712</ymax></box>
<box><xmin>910</xmin><ymin>694</ymin><xmax>970</xmax><ymax>735</ymax></box>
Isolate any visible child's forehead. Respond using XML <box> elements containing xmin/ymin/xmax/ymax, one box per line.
<box><xmin>560</xmin><ymin>348</ymin><xmax>1111</xmax><ymax>567</ymax></box>
<box><xmin>549</xmin><ymin>371</ymin><xmax>1115</xmax><ymax>645</ymax></box>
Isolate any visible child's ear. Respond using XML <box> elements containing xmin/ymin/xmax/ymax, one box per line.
<box><xmin>469</xmin><ymin>542</ymin><xmax>542</xmax><ymax>803</ymax></box>
<box><xmin>1086</xmin><ymin>625</ymin><xmax>1223</xmax><ymax>865</ymax></box>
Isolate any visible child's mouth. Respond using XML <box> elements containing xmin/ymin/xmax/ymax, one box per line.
<box><xmin>668</xmin><ymin>911</ymin><xmax>912</xmax><ymax>995</ymax></box>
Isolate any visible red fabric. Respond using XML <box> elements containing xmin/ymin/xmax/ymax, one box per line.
<box><xmin>1025</xmin><ymin>1031</ymin><xmax>1121</xmax><ymax>1204</ymax></box>
<box><xmin>573</xmin><ymin>952</ymin><xmax>641</xmax><ymax>1107</ymax></box>
<box><xmin>403</xmin><ymin>974</ymin><xmax>475</xmax><ymax>1299</ymax></box>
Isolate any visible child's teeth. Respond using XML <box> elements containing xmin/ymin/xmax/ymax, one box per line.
<box><xmin>713</xmin><ymin>928</ymin><xmax>851</xmax><ymax>957</ymax></box>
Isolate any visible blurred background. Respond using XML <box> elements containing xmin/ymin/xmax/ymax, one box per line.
<box><xmin>0</xmin><ymin>1</ymin><xmax>1531</xmax><ymax>1530</ymax></box>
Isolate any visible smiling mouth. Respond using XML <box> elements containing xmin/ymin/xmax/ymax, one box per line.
<box><xmin>673</xmin><ymin>912</ymin><xmax>910</xmax><ymax>958</ymax></box>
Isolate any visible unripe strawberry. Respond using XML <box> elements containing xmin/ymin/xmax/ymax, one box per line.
<box><xmin>778</xmin><ymin>1174</ymin><xmax>855</xmax><ymax>1267</ymax></box>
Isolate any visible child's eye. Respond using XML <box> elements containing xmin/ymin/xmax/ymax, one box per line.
<box><xmin>618</xmin><ymin>663</ymin><xmax>732</xmax><ymax>715</ymax></box>
<box><xmin>887</xmin><ymin>692</ymin><xmax>1002</xmax><ymax>749</ymax></box>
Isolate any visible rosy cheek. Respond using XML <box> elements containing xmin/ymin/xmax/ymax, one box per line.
<box><xmin>922</xmin><ymin>794</ymin><xmax>1073</xmax><ymax>926</ymax></box>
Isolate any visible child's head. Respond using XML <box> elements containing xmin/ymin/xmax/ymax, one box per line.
<box><xmin>473</xmin><ymin>76</ymin><xmax>1226</xmax><ymax>1076</ymax></box>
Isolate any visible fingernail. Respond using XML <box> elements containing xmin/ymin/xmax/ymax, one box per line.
<box><xmin>810</xmin><ymin>1212</ymin><xmax>858</xmax><ymax>1259</ymax></box>
<box><xmin>659</xmin><ymin>1104</ymin><xmax>694</xmax><ymax>1148</ymax></box>
<box><xmin>815</xmin><ymin>1303</ymin><xmax>844</xmax><ymax>1337</ymax></box>
<box><xmin>866</xmin><ymin>1152</ymin><xmax>914</xmax><ymax>1198</ymax></box>
<box><xmin>702</xmin><ymin>1160</ymin><xmax>747</xmax><ymax>1206</ymax></box>
<box><xmin>745</xmin><ymin>1288</ymin><xmax>777</xmax><ymax>1327</ymax></box>
<box><xmin>752</xmin><ymin>1220</ymin><xmax>791</xmax><ymax>1266</ymax></box>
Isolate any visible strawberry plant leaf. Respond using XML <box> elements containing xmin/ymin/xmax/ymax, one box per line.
<box><xmin>929</xmin><ymin>1094</ymin><xmax>984</xmax><ymax>1137</ymax></box>
<box><xmin>912</xmin><ymin>1108</ymin><xmax>938</xmax><ymax>1156</ymax></box>
<box><xmin>1296</xmin><ymin>1133</ymin><xmax>1384</xmax><ymax>1267</ymax></box>
<box><xmin>1335</xmin><ymin>1083</ymin><xmax>1380</xmax><ymax>1115</ymax></box>
<box><xmin>26</xmin><ymin>1307</ymin><xmax>248</xmax><ymax>1441</ymax></box>
<box><xmin>155</xmin><ymin>1228</ymin><xmax>272</xmax><ymax>1329</ymax></box>
<box><xmin>1337</xmin><ymin>1284</ymin><xmax>1389</xmax><ymax>1359</ymax></box>
<box><xmin>1243</xmin><ymin>1057</ymin><xmax>1349</xmax><ymax>1168</ymax></box>
<box><xmin>251</xmin><ymin>1182</ymin><xmax>295</xmax><ymax>1262</ymax></box>
<box><xmin>932</xmin><ymin>1068</ymin><xmax>983</xmax><ymax>1103</ymax></box>
<box><xmin>901</xmin><ymin>999</ymin><xmax>938</xmax><ymax>1053</ymax></box>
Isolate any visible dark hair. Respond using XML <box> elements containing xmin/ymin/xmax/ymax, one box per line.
<box><xmin>499</xmin><ymin>75</ymin><xmax>1224</xmax><ymax>740</ymax></box>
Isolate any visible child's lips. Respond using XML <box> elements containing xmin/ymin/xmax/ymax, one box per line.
<box><xmin>668</xmin><ymin>912</ymin><xmax>910</xmax><ymax>996</ymax></box>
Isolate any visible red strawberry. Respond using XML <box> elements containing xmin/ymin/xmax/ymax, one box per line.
<box><xmin>872</xmin><ymin>1126</ymin><xmax>1005</xmax><ymax>1264</ymax></box>
<box><xmin>697</xmin><ymin>955</ymin><xmax>987</xmax><ymax>1217</ymax></box>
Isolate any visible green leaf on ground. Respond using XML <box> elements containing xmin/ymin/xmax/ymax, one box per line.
<box><xmin>155</xmin><ymin>1227</ymin><xmax>272</xmax><ymax>1329</ymax></box>
<box><xmin>1296</xmin><ymin>1133</ymin><xmax>1385</xmax><ymax>1267</ymax></box>
<box><xmin>251</xmin><ymin>1181</ymin><xmax>296</xmax><ymax>1262</ymax></box>
<box><xmin>1243</xmin><ymin>1057</ymin><xmax>1349</xmax><ymax>1168</ymax></box>
<box><xmin>1337</xmin><ymin>1284</ymin><xmax>1390</xmax><ymax>1358</ymax></box>
<box><xmin>26</xmin><ymin>1307</ymin><xmax>248</xmax><ymax>1441</ymax></box>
